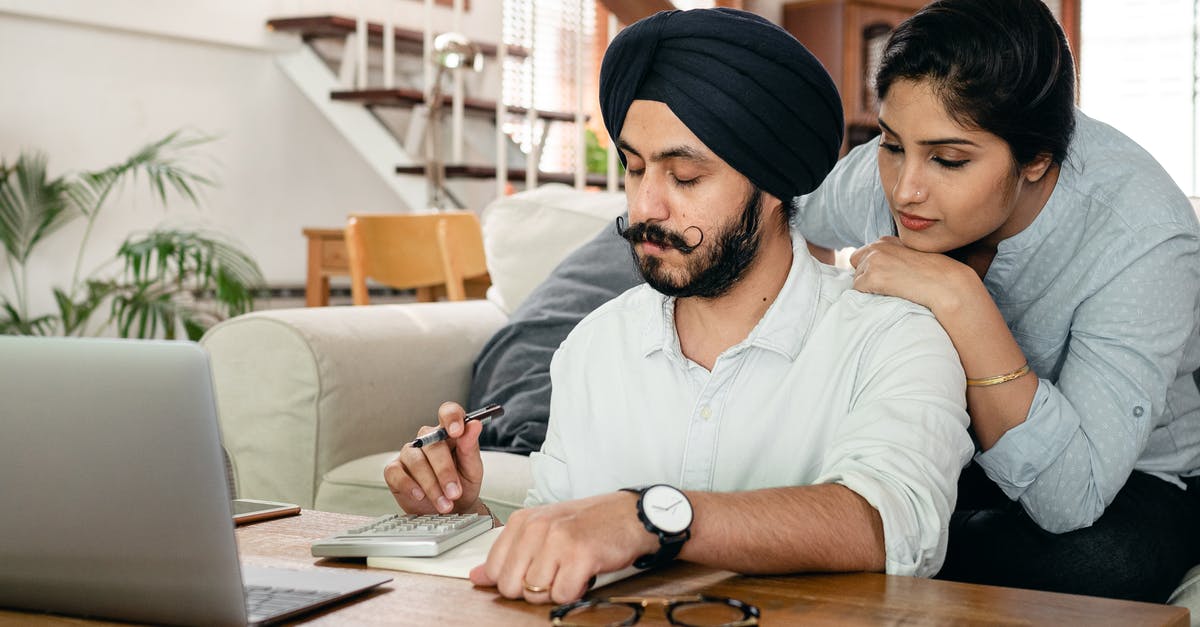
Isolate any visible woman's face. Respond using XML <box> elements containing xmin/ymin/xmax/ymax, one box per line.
<box><xmin>876</xmin><ymin>79</ymin><xmax>1053</xmax><ymax>253</ymax></box>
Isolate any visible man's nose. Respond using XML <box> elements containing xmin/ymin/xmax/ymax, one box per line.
<box><xmin>628</xmin><ymin>171</ymin><xmax>670</xmax><ymax>223</ymax></box>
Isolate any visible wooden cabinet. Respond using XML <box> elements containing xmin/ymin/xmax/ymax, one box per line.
<box><xmin>783</xmin><ymin>0</ymin><xmax>928</xmax><ymax>153</ymax></box>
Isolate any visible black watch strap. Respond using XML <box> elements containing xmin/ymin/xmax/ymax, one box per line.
<box><xmin>621</xmin><ymin>486</ymin><xmax>691</xmax><ymax>570</ymax></box>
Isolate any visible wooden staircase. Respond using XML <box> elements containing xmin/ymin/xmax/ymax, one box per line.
<box><xmin>330</xmin><ymin>88</ymin><xmax>580</xmax><ymax>122</ymax></box>
<box><xmin>394</xmin><ymin>164</ymin><xmax>611</xmax><ymax>187</ymax></box>
<box><xmin>267</xmin><ymin>14</ymin><xmax>614</xmax><ymax>209</ymax></box>
<box><xmin>268</xmin><ymin>16</ymin><xmax>530</xmax><ymax>58</ymax></box>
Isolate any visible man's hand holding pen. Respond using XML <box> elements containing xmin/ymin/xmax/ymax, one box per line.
<box><xmin>384</xmin><ymin>401</ymin><xmax>495</xmax><ymax>516</ymax></box>
<box><xmin>385</xmin><ymin>401</ymin><xmax>660</xmax><ymax>604</ymax></box>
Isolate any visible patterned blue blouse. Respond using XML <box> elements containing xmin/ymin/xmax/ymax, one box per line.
<box><xmin>794</xmin><ymin>110</ymin><xmax>1200</xmax><ymax>533</ymax></box>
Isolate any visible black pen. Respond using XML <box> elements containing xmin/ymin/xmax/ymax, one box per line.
<box><xmin>409</xmin><ymin>404</ymin><xmax>504</xmax><ymax>448</ymax></box>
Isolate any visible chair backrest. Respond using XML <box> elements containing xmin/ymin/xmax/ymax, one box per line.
<box><xmin>345</xmin><ymin>212</ymin><xmax>488</xmax><ymax>305</ymax></box>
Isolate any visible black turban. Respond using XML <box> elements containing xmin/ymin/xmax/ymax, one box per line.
<box><xmin>599</xmin><ymin>8</ymin><xmax>843</xmax><ymax>201</ymax></box>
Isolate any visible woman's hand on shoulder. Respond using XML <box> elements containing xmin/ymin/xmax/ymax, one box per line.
<box><xmin>849</xmin><ymin>236</ymin><xmax>977</xmax><ymax>314</ymax></box>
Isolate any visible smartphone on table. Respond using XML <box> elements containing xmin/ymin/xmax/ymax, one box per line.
<box><xmin>232</xmin><ymin>498</ymin><xmax>302</xmax><ymax>525</ymax></box>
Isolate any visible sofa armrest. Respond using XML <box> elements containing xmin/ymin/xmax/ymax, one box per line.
<box><xmin>200</xmin><ymin>301</ymin><xmax>508</xmax><ymax>507</ymax></box>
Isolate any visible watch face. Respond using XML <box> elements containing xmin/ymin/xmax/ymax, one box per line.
<box><xmin>642</xmin><ymin>485</ymin><xmax>693</xmax><ymax>534</ymax></box>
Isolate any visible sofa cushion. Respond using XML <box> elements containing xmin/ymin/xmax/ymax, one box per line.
<box><xmin>315</xmin><ymin>450</ymin><xmax>532</xmax><ymax>524</ymax></box>
<box><xmin>203</xmin><ymin>302</ymin><xmax>507</xmax><ymax>508</ymax></box>
<box><xmin>481</xmin><ymin>183</ymin><xmax>627</xmax><ymax>315</ymax></box>
<box><xmin>472</xmin><ymin>218</ymin><xmax>644</xmax><ymax>453</ymax></box>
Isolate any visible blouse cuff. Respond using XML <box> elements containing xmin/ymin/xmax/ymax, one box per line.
<box><xmin>973</xmin><ymin>378</ymin><xmax>1079</xmax><ymax>500</ymax></box>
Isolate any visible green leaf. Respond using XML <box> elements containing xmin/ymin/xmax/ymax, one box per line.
<box><xmin>0</xmin><ymin>152</ymin><xmax>80</xmax><ymax>263</ymax></box>
<box><xmin>0</xmin><ymin>130</ymin><xmax>252</xmax><ymax>339</ymax></box>
<box><xmin>109</xmin><ymin>227</ymin><xmax>263</xmax><ymax>338</ymax></box>
<box><xmin>0</xmin><ymin>298</ymin><xmax>59</xmax><ymax>335</ymax></box>
<box><xmin>53</xmin><ymin>282</ymin><xmax>117</xmax><ymax>336</ymax></box>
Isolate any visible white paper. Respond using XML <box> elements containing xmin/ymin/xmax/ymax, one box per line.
<box><xmin>367</xmin><ymin>528</ymin><xmax>641</xmax><ymax>590</ymax></box>
<box><xmin>367</xmin><ymin>527</ymin><xmax>502</xmax><ymax>578</ymax></box>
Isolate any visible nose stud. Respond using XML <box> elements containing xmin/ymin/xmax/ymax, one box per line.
<box><xmin>914</xmin><ymin>190</ymin><xmax>923</xmax><ymax>199</ymax></box>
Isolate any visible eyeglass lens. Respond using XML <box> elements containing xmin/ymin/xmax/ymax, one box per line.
<box><xmin>670</xmin><ymin>601</ymin><xmax>750</xmax><ymax>626</ymax></box>
<box><xmin>560</xmin><ymin>600</ymin><xmax>751</xmax><ymax>627</ymax></box>
<box><xmin>561</xmin><ymin>602</ymin><xmax>638</xmax><ymax>627</ymax></box>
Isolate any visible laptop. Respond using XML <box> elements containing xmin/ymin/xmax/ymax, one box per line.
<box><xmin>0</xmin><ymin>336</ymin><xmax>391</xmax><ymax>626</ymax></box>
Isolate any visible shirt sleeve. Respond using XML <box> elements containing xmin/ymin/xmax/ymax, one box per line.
<box><xmin>974</xmin><ymin>228</ymin><xmax>1200</xmax><ymax>533</ymax></box>
<box><xmin>814</xmin><ymin>303</ymin><xmax>974</xmax><ymax>577</ymax></box>
<box><xmin>524</xmin><ymin>345</ymin><xmax>575</xmax><ymax>508</ymax></box>
<box><xmin>792</xmin><ymin>141</ymin><xmax>889</xmax><ymax>249</ymax></box>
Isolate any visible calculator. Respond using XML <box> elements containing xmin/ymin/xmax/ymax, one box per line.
<box><xmin>310</xmin><ymin>512</ymin><xmax>493</xmax><ymax>558</ymax></box>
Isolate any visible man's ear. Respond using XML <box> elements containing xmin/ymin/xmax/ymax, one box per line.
<box><xmin>1022</xmin><ymin>153</ymin><xmax>1054</xmax><ymax>183</ymax></box>
<box><xmin>760</xmin><ymin>191</ymin><xmax>788</xmax><ymax>232</ymax></box>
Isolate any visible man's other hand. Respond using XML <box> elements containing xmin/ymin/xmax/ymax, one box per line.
<box><xmin>384</xmin><ymin>401</ymin><xmax>486</xmax><ymax>515</ymax></box>
<box><xmin>468</xmin><ymin>491</ymin><xmax>658</xmax><ymax>604</ymax></box>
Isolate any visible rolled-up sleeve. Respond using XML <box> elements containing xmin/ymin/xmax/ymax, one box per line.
<box><xmin>815</xmin><ymin>308</ymin><xmax>974</xmax><ymax>577</ymax></box>
<box><xmin>975</xmin><ymin>229</ymin><xmax>1200</xmax><ymax>532</ymax></box>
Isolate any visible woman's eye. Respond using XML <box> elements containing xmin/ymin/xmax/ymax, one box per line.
<box><xmin>932</xmin><ymin>156</ymin><xmax>968</xmax><ymax>169</ymax></box>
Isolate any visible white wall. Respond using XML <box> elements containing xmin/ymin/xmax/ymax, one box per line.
<box><xmin>1079</xmin><ymin>0</ymin><xmax>1197</xmax><ymax>195</ymax></box>
<box><xmin>0</xmin><ymin>0</ymin><xmax>505</xmax><ymax>317</ymax></box>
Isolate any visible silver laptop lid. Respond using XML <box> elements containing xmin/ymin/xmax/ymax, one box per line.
<box><xmin>0</xmin><ymin>336</ymin><xmax>246</xmax><ymax>626</ymax></box>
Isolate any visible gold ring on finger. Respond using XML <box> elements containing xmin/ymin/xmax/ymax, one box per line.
<box><xmin>523</xmin><ymin>579</ymin><xmax>550</xmax><ymax>594</ymax></box>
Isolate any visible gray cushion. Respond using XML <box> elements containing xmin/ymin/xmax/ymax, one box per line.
<box><xmin>471</xmin><ymin>218</ymin><xmax>643</xmax><ymax>454</ymax></box>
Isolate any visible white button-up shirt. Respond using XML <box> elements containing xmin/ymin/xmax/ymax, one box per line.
<box><xmin>527</xmin><ymin>234</ymin><xmax>974</xmax><ymax>577</ymax></box>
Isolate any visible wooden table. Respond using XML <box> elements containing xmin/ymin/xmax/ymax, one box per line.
<box><xmin>3</xmin><ymin>510</ymin><xmax>1186</xmax><ymax>625</ymax></box>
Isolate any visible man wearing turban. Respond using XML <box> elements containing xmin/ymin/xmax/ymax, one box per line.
<box><xmin>386</xmin><ymin>8</ymin><xmax>973</xmax><ymax>604</ymax></box>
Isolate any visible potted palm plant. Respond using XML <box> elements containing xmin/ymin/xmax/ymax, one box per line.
<box><xmin>0</xmin><ymin>131</ymin><xmax>264</xmax><ymax>340</ymax></box>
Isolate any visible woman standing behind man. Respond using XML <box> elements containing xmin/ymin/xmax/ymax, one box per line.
<box><xmin>796</xmin><ymin>0</ymin><xmax>1200</xmax><ymax>602</ymax></box>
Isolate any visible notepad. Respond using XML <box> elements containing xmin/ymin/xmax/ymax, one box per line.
<box><xmin>367</xmin><ymin>527</ymin><xmax>503</xmax><ymax>578</ymax></box>
<box><xmin>367</xmin><ymin>527</ymin><xmax>642</xmax><ymax>589</ymax></box>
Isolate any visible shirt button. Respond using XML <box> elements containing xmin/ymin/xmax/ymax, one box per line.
<box><xmin>1133</xmin><ymin>406</ymin><xmax>1145</xmax><ymax>417</ymax></box>
<box><xmin>700</xmin><ymin>406</ymin><xmax>713</xmax><ymax>420</ymax></box>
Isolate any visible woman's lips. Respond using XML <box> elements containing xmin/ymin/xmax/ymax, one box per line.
<box><xmin>896</xmin><ymin>211</ymin><xmax>936</xmax><ymax>232</ymax></box>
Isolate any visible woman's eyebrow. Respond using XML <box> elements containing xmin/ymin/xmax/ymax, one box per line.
<box><xmin>878</xmin><ymin>118</ymin><xmax>980</xmax><ymax>147</ymax></box>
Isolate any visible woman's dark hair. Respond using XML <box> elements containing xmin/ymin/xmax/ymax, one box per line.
<box><xmin>875</xmin><ymin>0</ymin><xmax>1076</xmax><ymax>166</ymax></box>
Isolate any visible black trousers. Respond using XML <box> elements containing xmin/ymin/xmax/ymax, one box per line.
<box><xmin>935</xmin><ymin>462</ymin><xmax>1200</xmax><ymax>603</ymax></box>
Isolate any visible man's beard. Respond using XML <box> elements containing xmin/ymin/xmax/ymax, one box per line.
<box><xmin>618</xmin><ymin>187</ymin><xmax>763</xmax><ymax>299</ymax></box>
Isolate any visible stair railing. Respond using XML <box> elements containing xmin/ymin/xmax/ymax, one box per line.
<box><xmin>344</xmin><ymin>0</ymin><xmax>617</xmax><ymax>205</ymax></box>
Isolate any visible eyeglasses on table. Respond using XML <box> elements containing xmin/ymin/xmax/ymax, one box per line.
<box><xmin>549</xmin><ymin>594</ymin><xmax>760</xmax><ymax>627</ymax></box>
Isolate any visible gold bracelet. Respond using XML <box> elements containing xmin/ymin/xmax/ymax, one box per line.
<box><xmin>966</xmin><ymin>363</ymin><xmax>1031</xmax><ymax>387</ymax></box>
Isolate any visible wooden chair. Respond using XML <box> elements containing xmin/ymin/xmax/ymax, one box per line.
<box><xmin>344</xmin><ymin>211</ymin><xmax>489</xmax><ymax>305</ymax></box>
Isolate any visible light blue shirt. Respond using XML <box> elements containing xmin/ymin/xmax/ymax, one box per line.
<box><xmin>528</xmin><ymin>235</ymin><xmax>974</xmax><ymax>576</ymax></box>
<box><xmin>794</xmin><ymin>110</ymin><xmax>1200</xmax><ymax>533</ymax></box>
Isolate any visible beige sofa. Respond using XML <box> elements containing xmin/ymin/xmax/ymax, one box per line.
<box><xmin>201</xmin><ymin>185</ymin><xmax>626</xmax><ymax>522</ymax></box>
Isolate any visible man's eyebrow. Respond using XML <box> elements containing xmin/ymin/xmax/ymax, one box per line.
<box><xmin>617</xmin><ymin>139</ymin><xmax>711</xmax><ymax>163</ymax></box>
<box><xmin>878</xmin><ymin>118</ymin><xmax>980</xmax><ymax>148</ymax></box>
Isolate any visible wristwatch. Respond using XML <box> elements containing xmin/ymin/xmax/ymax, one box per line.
<box><xmin>621</xmin><ymin>484</ymin><xmax>693</xmax><ymax>569</ymax></box>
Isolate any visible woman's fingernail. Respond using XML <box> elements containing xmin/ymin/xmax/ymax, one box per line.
<box><xmin>446</xmin><ymin>482</ymin><xmax>461</xmax><ymax>499</ymax></box>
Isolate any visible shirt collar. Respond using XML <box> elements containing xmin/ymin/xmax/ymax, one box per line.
<box><xmin>640</xmin><ymin>230</ymin><xmax>821</xmax><ymax>363</ymax></box>
<box><xmin>987</xmin><ymin>110</ymin><xmax>1086</xmax><ymax>289</ymax></box>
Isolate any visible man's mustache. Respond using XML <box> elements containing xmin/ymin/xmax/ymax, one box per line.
<box><xmin>615</xmin><ymin>216</ymin><xmax>704</xmax><ymax>254</ymax></box>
